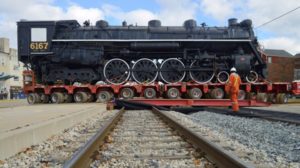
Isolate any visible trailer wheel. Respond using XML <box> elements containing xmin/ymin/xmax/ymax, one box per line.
<box><xmin>40</xmin><ymin>93</ymin><xmax>49</xmax><ymax>103</ymax></box>
<box><xmin>210</xmin><ymin>88</ymin><xmax>224</xmax><ymax>99</ymax></box>
<box><xmin>144</xmin><ymin>88</ymin><xmax>156</xmax><ymax>99</ymax></box>
<box><xmin>167</xmin><ymin>87</ymin><xmax>180</xmax><ymax>99</ymax></box>
<box><xmin>51</xmin><ymin>92</ymin><xmax>64</xmax><ymax>104</ymax></box>
<box><xmin>27</xmin><ymin>93</ymin><xmax>39</xmax><ymax>104</ymax></box>
<box><xmin>188</xmin><ymin>88</ymin><xmax>202</xmax><ymax>99</ymax></box>
<box><xmin>238</xmin><ymin>90</ymin><xmax>246</xmax><ymax>100</ymax></box>
<box><xmin>120</xmin><ymin>88</ymin><xmax>134</xmax><ymax>99</ymax></box>
<box><xmin>257</xmin><ymin>93</ymin><xmax>267</xmax><ymax>102</ymax></box>
<box><xmin>280</xmin><ymin>94</ymin><xmax>288</xmax><ymax>104</ymax></box>
<box><xmin>34</xmin><ymin>93</ymin><xmax>42</xmax><ymax>103</ymax></box>
<box><xmin>276</xmin><ymin>93</ymin><xmax>288</xmax><ymax>104</ymax></box>
<box><xmin>65</xmin><ymin>94</ymin><xmax>73</xmax><ymax>103</ymax></box>
<box><xmin>74</xmin><ymin>91</ymin><xmax>88</xmax><ymax>103</ymax></box>
<box><xmin>97</xmin><ymin>91</ymin><xmax>111</xmax><ymax>103</ymax></box>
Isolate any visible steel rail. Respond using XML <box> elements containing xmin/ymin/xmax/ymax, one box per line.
<box><xmin>63</xmin><ymin>108</ymin><xmax>125</xmax><ymax>168</ymax></box>
<box><xmin>64</xmin><ymin>107</ymin><xmax>253</xmax><ymax>168</ymax></box>
<box><xmin>152</xmin><ymin>107</ymin><xmax>254</xmax><ymax>168</ymax></box>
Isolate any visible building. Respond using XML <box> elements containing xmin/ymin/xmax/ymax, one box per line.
<box><xmin>294</xmin><ymin>53</ymin><xmax>300</xmax><ymax>80</ymax></box>
<box><xmin>0</xmin><ymin>38</ymin><xmax>25</xmax><ymax>99</ymax></box>
<box><xmin>261</xmin><ymin>49</ymin><xmax>294</xmax><ymax>82</ymax></box>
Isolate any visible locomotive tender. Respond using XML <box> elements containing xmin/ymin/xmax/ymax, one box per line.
<box><xmin>17</xmin><ymin>18</ymin><xmax>266</xmax><ymax>85</ymax></box>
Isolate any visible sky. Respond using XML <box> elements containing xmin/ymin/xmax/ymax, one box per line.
<box><xmin>0</xmin><ymin>0</ymin><xmax>299</xmax><ymax>54</ymax></box>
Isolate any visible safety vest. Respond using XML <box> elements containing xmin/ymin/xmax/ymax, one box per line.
<box><xmin>228</xmin><ymin>72</ymin><xmax>241</xmax><ymax>93</ymax></box>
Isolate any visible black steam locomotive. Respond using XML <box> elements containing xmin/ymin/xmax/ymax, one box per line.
<box><xmin>17</xmin><ymin>18</ymin><xmax>266</xmax><ymax>85</ymax></box>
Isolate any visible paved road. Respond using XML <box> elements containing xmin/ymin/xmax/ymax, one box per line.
<box><xmin>0</xmin><ymin>99</ymin><xmax>28</xmax><ymax>108</ymax></box>
<box><xmin>0</xmin><ymin>103</ymin><xmax>106</xmax><ymax>133</ymax></box>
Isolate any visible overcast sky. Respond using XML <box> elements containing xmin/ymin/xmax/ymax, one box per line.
<box><xmin>0</xmin><ymin>0</ymin><xmax>299</xmax><ymax>54</ymax></box>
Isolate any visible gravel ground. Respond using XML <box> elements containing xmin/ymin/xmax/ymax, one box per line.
<box><xmin>166</xmin><ymin>111</ymin><xmax>300</xmax><ymax>168</ymax></box>
<box><xmin>0</xmin><ymin>110</ymin><xmax>118</xmax><ymax>168</ymax></box>
<box><xmin>91</xmin><ymin>110</ymin><xmax>213</xmax><ymax>168</ymax></box>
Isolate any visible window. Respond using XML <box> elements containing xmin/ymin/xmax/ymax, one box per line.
<box><xmin>13</xmin><ymin>77</ymin><xmax>19</xmax><ymax>81</ymax></box>
<box><xmin>268</xmin><ymin>57</ymin><xmax>272</xmax><ymax>63</ymax></box>
<box><xmin>294</xmin><ymin>69</ymin><xmax>300</xmax><ymax>80</ymax></box>
<box><xmin>31</xmin><ymin>28</ymin><xmax>47</xmax><ymax>41</ymax></box>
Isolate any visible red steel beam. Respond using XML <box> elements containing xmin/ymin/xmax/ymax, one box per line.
<box><xmin>129</xmin><ymin>99</ymin><xmax>270</xmax><ymax>107</ymax></box>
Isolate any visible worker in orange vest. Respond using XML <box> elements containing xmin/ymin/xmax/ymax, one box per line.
<box><xmin>226</xmin><ymin>67</ymin><xmax>241</xmax><ymax>112</ymax></box>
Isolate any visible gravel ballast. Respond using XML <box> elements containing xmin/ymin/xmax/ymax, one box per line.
<box><xmin>166</xmin><ymin>111</ymin><xmax>300</xmax><ymax>168</ymax></box>
<box><xmin>91</xmin><ymin>110</ymin><xmax>213</xmax><ymax>168</ymax></box>
<box><xmin>0</xmin><ymin>110</ymin><xmax>118</xmax><ymax>168</ymax></box>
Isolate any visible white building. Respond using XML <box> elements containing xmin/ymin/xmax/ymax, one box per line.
<box><xmin>0</xmin><ymin>38</ymin><xmax>25</xmax><ymax>99</ymax></box>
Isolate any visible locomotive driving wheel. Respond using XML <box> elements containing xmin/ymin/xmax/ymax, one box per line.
<box><xmin>189</xmin><ymin>60</ymin><xmax>214</xmax><ymax>84</ymax></box>
<box><xmin>246</xmin><ymin>70</ymin><xmax>258</xmax><ymax>83</ymax></box>
<box><xmin>104</xmin><ymin>58</ymin><xmax>130</xmax><ymax>85</ymax></box>
<box><xmin>132</xmin><ymin>58</ymin><xmax>158</xmax><ymax>84</ymax></box>
<box><xmin>160</xmin><ymin>58</ymin><xmax>186</xmax><ymax>84</ymax></box>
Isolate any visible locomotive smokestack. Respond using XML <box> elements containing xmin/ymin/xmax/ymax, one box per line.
<box><xmin>122</xmin><ymin>21</ymin><xmax>127</xmax><ymax>27</ymax></box>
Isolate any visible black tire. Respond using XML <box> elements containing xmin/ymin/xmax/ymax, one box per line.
<box><xmin>210</xmin><ymin>88</ymin><xmax>224</xmax><ymax>99</ymax></box>
<box><xmin>74</xmin><ymin>91</ymin><xmax>88</xmax><ymax>103</ymax></box>
<box><xmin>280</xmin><ymin>94</ymin><xmax>288</xmax><ymax>104</ymax></box>
<box><xmin>238</xmin><ymin>90</ymin><xmax>246</xmax><ymax>100</ymax></box>
<box><xmin>97</xmin><ymin>91</ymin><xmax>111</xmax><ymax>103</ymax></box>
<box><xmin>120</xmin><ymin>88</ymin><xmax>134</xmax><ymax>99</ymax></box>
<box><xmin>187</xmin><ymin>88</ymin><xmax>202</xmax><ymax>99</ymax></box>
<box><xmin>167</xmin><ymin>87</ymin><xmax>180</xmax><ymax>99</ymax></box>
<box><xmin>257</xmin><ymin>93</ymin><xmax>267</xmax><ymax>102</ymax></box>
<box><xmin>27</xmin><ymin>93</ymin><xmax>39</xmax><ymax>104</ymax></box>
<box><xmin>144</xmin><ymin>88</ymin><xmax>156</xmax><ymax>99</ymax></box>
<box><xmin>276</xmin><ymin>93</ymin><xmax>288</xmax><ymax>104</ymax></box>
<box><xmin>40</xmin><ymin>93</ymin><xmax>49</xmax><ymax>103</ymax></box>
<box><xmin>51</xmin><ymin>92</ymin><xmax>64</xmax><ymax>104</ymax></box>
<box><xmin>65</xmin><ymin>94</ymin><xmax>73</xmax><ymax>103</ymax></box>
<box><xmin>34</xmin><ymin>93</ymin><xmax>42</xmax><ymax>103</ymax></box>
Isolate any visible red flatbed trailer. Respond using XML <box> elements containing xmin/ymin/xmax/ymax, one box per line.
<box><xmin>291</xmin><ymin>81</ymin><xmax>300</xmax><ymax>97</ymax></box>
<box><xmin>22</xmin><ymin>70</ymin><xmax>296</xmax><ymax>106</ymax></box>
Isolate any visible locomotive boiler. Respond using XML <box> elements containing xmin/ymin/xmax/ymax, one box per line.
<box><xmin>17</xmin><ymin>18</ymin><xmax>266</xmax><ymax>85</ymax></box>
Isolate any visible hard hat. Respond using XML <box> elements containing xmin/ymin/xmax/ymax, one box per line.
<box><xmin>230</xmin><ymin>67</ymin><xmax>237</xmax><ymax>72</ymax></box>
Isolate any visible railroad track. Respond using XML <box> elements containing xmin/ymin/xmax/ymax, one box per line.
<box><xmin>63</xmin><ymin>108</ymin><xmax>253</xmax><ymax>168</ymax></box>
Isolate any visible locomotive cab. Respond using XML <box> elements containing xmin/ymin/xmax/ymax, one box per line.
<box><xmin>17</xmin><ymin>21</ymin><xmax>56</xmax><ymax>63</ymax></box>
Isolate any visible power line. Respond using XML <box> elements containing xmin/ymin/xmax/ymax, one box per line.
<box><xmin>255</xmin><ymin>6</ymin><xmax>300</xmax><ymax>29</ymax></box>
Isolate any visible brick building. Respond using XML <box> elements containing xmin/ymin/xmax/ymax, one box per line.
<box><xmin>295</xmin><ymin>53</ymin><xmax>300</xmax><ymax>80</ymax></box>
<box><xmin>261</xmin><ymin>49</ymin><xmax>294</xmax><ymax>82</ymax></box>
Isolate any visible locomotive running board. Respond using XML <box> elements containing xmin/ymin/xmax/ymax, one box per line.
<box><xmin>115</xmin><ymin>98</ymin><xmax>270</xmax><ymax>108</ymax></box>
<box><xmin>52</xmin><ymin>39</ymin><xmax>252</xmax><ymax>42</ymax></box>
